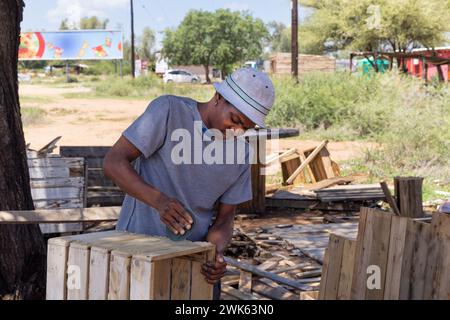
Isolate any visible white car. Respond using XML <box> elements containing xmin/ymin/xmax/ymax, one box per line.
<box><xmin>163</xmin><ymin>69</ymin><xmax>201</xmax><ymax>84</ymax></box>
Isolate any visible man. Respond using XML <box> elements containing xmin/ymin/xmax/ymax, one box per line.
<box><xmin>103</xmin><ymin>68</ymin><xmax>275</xmax><ymax>299</ymax></box>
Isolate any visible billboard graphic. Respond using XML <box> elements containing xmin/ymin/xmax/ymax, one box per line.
<box><xmin>19</xmin><ymin>30</ymin><xmax>123</xmax><ymax>60</ymax></box>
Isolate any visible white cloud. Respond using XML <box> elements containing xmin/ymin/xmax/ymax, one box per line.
<box><xmin>48</xmin><ymin>0</ymin><xmax>127</xmax><ymax>27</ymax></box>
<box><xmin>224</xmin><ymin>2</ymin><xmax>250</xmax><ymax>11</ymax></box>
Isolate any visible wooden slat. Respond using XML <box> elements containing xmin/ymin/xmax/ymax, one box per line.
<box><xmin>88</xmin><ymin>247</ymin><xmax>110</xmax><ymax>300</ymax></box>
<box><xmin>221</xmin><ymin>285</ymin><xmax>258</xmax><ymax>300</ymax></box>
<box><xmin>151</xmin><ymin>259</ymin><xmax>172</xmax><ymax>299</ymax></box>
<box><xmin>319</xmin><ymin>234</ymin><xmax>345</xmax><ymax>300</ymax></box>
<box><xmin>399</xmin><ymin>220</ymin><xmax>430</xmax><ymax>300</ymax></box>
<box><xmin>253</xmin><ymin>278</ymin><xmax>299</xmax><ymax>300</ymax></box>
<box><xmin>280</xmin><ymin>154</ymin><xmax>306</xmax><ymax>184</ymax></box>
<box><xmin>60</xmin><ymin>146</ymin><xmax>111</xmax><ymax>158</ymax></box>
<box><xmin>46</xmin><ymin>241</ymin><xmax>69</xmax><ymax>300</ymax></box>
<box><xmin>33</xmin><ymin>199</ymin><xmax>83</xmax><ymax>209</ymax></box>
<box><xmin>130</xmin><ymin>255</ymin><xmax>154</xmax><ymax>300</ymax></box>
<box><xmin>380</xmin><ymin>181</ymin><xmax>401</xmax><ymax>216</ymax></box>
<box><xmin>170</xmin><ymin>258</ymin><xmax>191</xmax><ymax>300</ymax></box>
<box><xmin>28</xmin><ymin>157</ymin><xmax>84</xmax><ymax>168</ymax></box>
<box><xmin>67</xmin><ymin>243</ymin><xmax>90</xmax><ymax>300</ymax></box>
<box><xmin>351</xmin><ymin>208</ymin><xmax>393</xmax><ymax>300</ymax></box>
<box><xmin>384</xmin><ymin>216</ymin><xmax>408</xmax><ymax>299</ymax></box>
<box><xmin>239</xmin><ymin>270</ymin><xmax>253</xmax><ymax>294</ymax></box>
<box><xmin>108</xmin><ymin>251</ymin><xmax>131</xmax><ymax>300</ymax></box>
<box><xmin>31</xmin><ymin>177</ymin><xmax>84</xmax><ymax>188</ymax></box>
<box><xmin>0</xmin><ymin>206</ymin><xmax>121</xmax><ymax>224</ymax></box>
<box><xmin>336</xmin><ymin>238</ymin><xmax>356</xmax><ymax>300</ymax></box>
<box><xmin>31</xmin><ymin>187</ymin><xmax>83</xmax><ymax>200</ymax></box>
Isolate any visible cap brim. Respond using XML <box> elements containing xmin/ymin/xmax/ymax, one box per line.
<box><xmin>213</xmin><ymin>82</ymin><xmax>266</xmax><ymax>128</ymax></box>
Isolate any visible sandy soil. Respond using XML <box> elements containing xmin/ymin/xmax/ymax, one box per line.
<box><xmin>19</xmin><ymin>83</ymin><xmax>376</xmax><ymax>161</ymax></box>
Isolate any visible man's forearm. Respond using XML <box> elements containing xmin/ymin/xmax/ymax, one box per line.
<box><xmin>206</xmin><ymin>216</ymin><xmax>234</xmax><ymax>254</ymax></box>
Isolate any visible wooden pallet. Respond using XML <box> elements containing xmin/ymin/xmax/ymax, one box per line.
<box><xmin>319</xmin><ymin>208</ymin><xmax>450</xmax><ymax>300</ymax></box>
<box><xmin>46</xmin><ymin>230</ymin><xmax>215</xmax><ymax>300</ymax></box>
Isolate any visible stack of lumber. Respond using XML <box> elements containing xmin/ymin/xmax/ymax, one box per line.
<box><xmin>315</xmin><ymin>184</ymin><xmax>385</xmax><ymax>202</ymax></box>
<box><xmin>319</xmin><ymin>207</ymin><xmax>450</xmax><ymax>300</ymax></box>
<box><xmin>46</xmin><ymin>230</ymin><xmax>215</xmax><ymax>300</ymax></box>
<box><xmin>270</xmin><ymin>53</ymin><xmax>336</xmax><ymax>75</ymax></box>
<box><xmin>60</xmin><ymin>146</ymin><xmax>124</xmax><ymax>207</ymax></box>
<box><xmin>28</xmin><ymin>156</ymin><xmax>87</xmax><ymax>234</ymax></box>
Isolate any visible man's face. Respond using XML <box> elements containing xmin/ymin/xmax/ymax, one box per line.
<box><xmin>210</xmin><ymin>94</ymin><xmax>256</xmax><ymax>138</ymax></box>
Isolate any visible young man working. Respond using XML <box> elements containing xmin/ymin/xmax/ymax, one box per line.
<box><xmin>103</xmin><ymin>68</ymin><xmax>275</xmax><ymax>299</ymax></box>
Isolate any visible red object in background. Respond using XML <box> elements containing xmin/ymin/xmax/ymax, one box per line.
<box><xmin>404</xmin><ymin>48</ymin><xmax>450</xmax><ymax>81</ymax></box>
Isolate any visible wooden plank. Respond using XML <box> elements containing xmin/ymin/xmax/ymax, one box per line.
<box><xmin>321</xmin><ymin>234</ymin><xmax>346</xmax><ymax>300</ymax></box>
<box><xmin>399</xmin><ymin>220</ymin><xmax>430</xmax><ymax>300</ymax></box>
<box><xmin>286</xmin><ymin>140</ymin><xmax>328</xmax><ymax>184</ymax></box>
<box><xmin>108</xmin><ymin>251</ymin><xmax>131</xmax><ymax>300</ymax></box>
<box><xmin>394</xmin><ymin>177</ymin><xmax>424</xmax><ymax>218</ymax></box>
<box><xmin>88</xmin><ymin>247</ymin><xmax>110</xmax><ymax>300</ymax></box>
<box><xmin>306</xmin><ymin>177</ymin><xmax>354</xmax><ymax>191</ymax></box>
<box><xmin>170</xmin><ymin>258</ymin><xmax>191</xmax><ymax>300</ymax></box>
<box><xmin>266</xmin><ymin>148</ymin><xmax>296</xmax><ymax>165</ymax></box>
<box><xmin>300</xmin><ymin>291</ymin><xmax>319</xmax><ymax>300</ymax></box>
<box><xmin>424</xmin><ymin>213</ymin><xmax>450</xmax><ymax>299</ymax></box>
<box><xmin>380</xmin><ymin>181</ymin><xmax>401</xmax><ymax>216</ymax></box>
<box><xmin>318</xmin><ymin>248</ymin><xmax>329</xmax><ymax>300</ymax></box>
<box><xmin>151</xmin><ymin>259</ymin><xmax>172</xmax><ymax>299</ymax></box>
<box><xmin>31</xmin><ymin>187</ymin><xmax>83</xmax><ymax>200</ymax></box>
<box><xmin>384</xmin><ymin>216</ymin><xmax>408</xmax><ymax>299</ymax></box>
<box><xmin>28</xmin><ymin>157</ymin><xmax>84</xmax><ymax>168</ymax></box>
<box><xmin>224</xmin><ymin>256</ymin><xmax>313</xmax><ymax>291</ymax></box>
<box><xmin>67</xmin><ymin>243</ymin><xmax>90</xmax><ymax>300</ymax></box>
<box><xmin>31</xmin><ymin>177</ymin><xmax>84</xmax><ymax>188</ymax></box>
<box><xmin>299</xmin><ymin>152</ymin><xmax>316</xmax><ymax>183</ymax></box>
<box><xmin>238</xmin><ymin>270</ymin><xmax>253</xmax><ymax>294</ymax></box>
<box><xmin>29</xmin><ymin>167</ymin><xmax>70</xmax><ymax>179</ymax></box>
<box><xmin>130</xmin><ymin>255</ymin><xmax>154</xmax><ymax>300</ymax></box>
<box><xmin>221</xmin><ymin>285</ymin><xmax>258</xmax><ymax>300</ymax></box>
<box><xmin>319</xmin><ymin>147</ymin><xmax>336</xmax><ymax>179</ymax></box>
<box><xmin>351</xmin><ymin>208</ymin><xmax>393</xmax><ymax>300</ymax></box>
<box><xmin>60</xmin><ymin>146</ymin><xmax>111</xmax><ymax>158</ymax></box>
<box><xmin>253</xmin><ymin>279</ymin><xmax>299</xmax><ymax>300</ymax></box>
<box><xmin>0</xmin><ymin>206</ymin><xmax>121</xmax><ymax>224</ymax></box>
<box><xmin>336</xmin><ymin>238</ymin><xmax>356</xmax><ymax>300</ymax></box>
<box><xmin>46</xmin><ymin>241</ymin><xmax>69</xmax><ymax>300</ymax></box>
<box><xmin>281</xmin><ymin>154</ymin><xmax>306</xmax><ymax>185</ymax></box>
<box><xmin>33</xmin><ymin>199</ymin><xmax>83</xmax><ymax>209</ymax></box>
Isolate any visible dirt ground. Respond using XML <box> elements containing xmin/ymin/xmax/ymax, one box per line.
<box><xmin>20</xmin><ymin>83</ymin><xmax>376</xmax><ymax>161</ymax></box>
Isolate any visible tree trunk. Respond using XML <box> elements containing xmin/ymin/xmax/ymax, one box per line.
<box><xmin>0</xmin><ymin>0</ymin><xmax>47</xmax><ymax>300</ymax></box>
<box><xmin>203</xmin><ymin>64</ymin><xmax>211</xmax><ymax>83</ymax></box>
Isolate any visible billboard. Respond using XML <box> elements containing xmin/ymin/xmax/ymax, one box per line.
<box><xmin>19</xmin><ymin>30</ymin><xmax>123</xmax><ymax>61</ymax></box>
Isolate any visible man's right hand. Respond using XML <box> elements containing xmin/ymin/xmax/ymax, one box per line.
<box><xmin>155</xmin><ymin>195</ymin><xmax>193</xmax><ymax>235</ymax></box>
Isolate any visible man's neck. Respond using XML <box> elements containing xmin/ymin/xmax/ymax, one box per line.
<box><xmin>197</xmin><ymin>102</ymin><xmax>213</xmax><ymax>129</ymax></box>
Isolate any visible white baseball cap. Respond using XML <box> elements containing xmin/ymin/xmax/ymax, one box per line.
<box><xmin>213</xmin><ymin>68</ymin><xmax>275</xmax><ymax>128</ymax></box>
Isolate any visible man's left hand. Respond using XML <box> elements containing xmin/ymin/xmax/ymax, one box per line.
<box><xmin>201</xmin><ymin>252</ymin><xmax>227</xmax><ymax>284</ymax></box>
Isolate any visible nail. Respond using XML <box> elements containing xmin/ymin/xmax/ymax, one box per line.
<box><xmin>186</xmin><ymin>224</ymin><xmax>192</xmax><ymax>230</ymax></box>
<box><xmin>180</xmin><ymin>230</ymin><xmax>185</xmax><ymax>235</ymax></box>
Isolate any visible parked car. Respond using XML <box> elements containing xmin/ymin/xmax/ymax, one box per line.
<box><xmin>163</xmin><ymin>69</ymin><xmax>201</xmax><ymax>83</ymax></box>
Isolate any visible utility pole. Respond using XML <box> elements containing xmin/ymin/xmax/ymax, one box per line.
<box><xmin>291</xmin><ymin>0</ymin><xmax>299</xmax><ymax>82</ymax></box>
<box><xmin>130</xmin><ymin>0</ymin><xmax>135</xmax><ymax>78</ymax></box>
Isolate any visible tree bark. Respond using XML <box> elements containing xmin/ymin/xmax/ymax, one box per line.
<box><xmin>0</xmin><ymin>0</ymin><xmax>46</xmax><ymax>300</ymax></box>
<box><xmin>203</xmin><ymin>64</ymin><xmax>211</xmax><ymax>83</ymax></box>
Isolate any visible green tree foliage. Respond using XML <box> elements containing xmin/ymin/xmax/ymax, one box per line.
<box><xmin>299</xmin><ymin>0</ymin><xmax>450</xmax><ymax>53</ymax></box>
<box><xmin>137</xmin><ymin>27</ymin><xmax>155</xmax><ymax>62</ymax></box>
<box><xmin>267</xmin><ymin>21</ymin><xmax>291</xmax><ymax>53</ymax></box>
<box><xmin>162</xmin><ymin>9</ymin><xmax>268</xmax><ymax>82</ymax></box>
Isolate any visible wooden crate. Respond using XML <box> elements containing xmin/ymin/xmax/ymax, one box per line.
<box><xmin>46</xmin><ymin>230</ymin><xmax>215</xmax><ymax>300</ymax></box>
<box><xmin>28</xmin><ymin>157</ymin><xmax>87</xmax><ymax>233</ymax></box>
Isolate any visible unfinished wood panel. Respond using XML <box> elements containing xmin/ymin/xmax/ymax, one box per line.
<box><xmin>384</xmin><ymin>216</ymin><xmax>408</xmax><ymax>299</ymax></box>
<box><xmin>88</xmin><ymin>247</ymin><xmax>110</xmax><ymax>300</ymax></box>
<box><xmin>351</xmin><ymin>208</ymin><xmax>393</xmax><ymax>299</ymax></box>
<box><xmin>108</xmin><ymin>252</ymin><xmax>131</xmax><ymax>300</ymax></box>
<box><xmin>151</xmin><ymin>259</ymin><xmax>172</xmax><ymax>299</ymax></box>
<box><xmin>46</xmin><ymin>242</ymin><xmax>69</xmax><ymax>300</ymax></box>
<box><xmin>130</xmin><ymin>256</ymin><xmax>154</xmax><ymax>300</ymax></box>
<box><xmin>320</xmin><ymin>234</ymin><xmax>345</xmax><ymax>299</ymax></box>
<box><xmin>318</xmin><ymin>248</ymin><xmax>329</xmax><ymax>300</ymax></box>
<box><xmin>170</xmin><ymin>258</ymin><xmax>192</xmax><ymax>300</ymax></box>
<box><xmin>336</xmin><ymin>238</ymin><xmax>356</xmax><ymax>300</ymax></box>
<box><xmin>424</xmin><ymin>213</ymin><xmax>450</xmax><ymax>299</ymax></box>
<box><xmin>394</xmin><ymin>177</ymin><xmax>424</xmax><ymax>218</ymax></box>
<box><xmin>319</xmin><ymin>148</ymin><xmax>336</xmax><ymax>179</ymax></box>
<box><xmin>399</xmin><ymin>220</ymin><xmax>430</xmax><ymax>300</ymax></box>
<box><xmin>67</xmin><ymin>243</ymin><xmax>90</xmax><ymax>300</ymax></box>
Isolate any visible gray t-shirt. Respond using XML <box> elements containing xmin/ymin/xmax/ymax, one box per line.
<box><xmin>116</xmin><ymin>95</ymin><xmax>252</xmax><ymax>241</ymax></box>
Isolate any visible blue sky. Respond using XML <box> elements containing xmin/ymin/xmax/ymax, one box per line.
<box><xmin>22</xmin><ymin>0</ymin><xmax>313</xmax><ymax>49</ymax></box>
